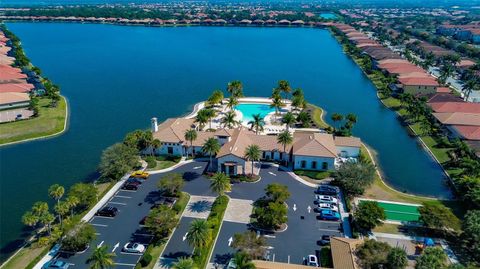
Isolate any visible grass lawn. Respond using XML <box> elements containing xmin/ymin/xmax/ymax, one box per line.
<box><xmin>0</xmin><ymin>96</ymin><xmax>67</xmax><ymax>145</ymax></box>
<box><xmin>147</xmin><ymin>160</ymin><xmax>177</xmax><ymax>171</ymax></box>
<box><xmin>372</xmin><ymin>223</ymin><xmax>404</xmax><ymax>234</ymax></box>
<box><xmin>307</xmin><ymin>104</ymin><xmax>331</xmax><ymax>129</ymax></box>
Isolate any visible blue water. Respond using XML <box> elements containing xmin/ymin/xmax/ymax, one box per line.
<box><xmin>0</xmin><ymin>23</ymin><xmax>450</xmax><ymax>262</ymax></box>
<box><xmin>319</xmin><ymin>13</ymin><xmax>338</xmax><ymax>19</ymax></box>
<box><xmin>235</xmin><ymin>103</ymin><xmax>276</xmax><ymax>124</ymax></box>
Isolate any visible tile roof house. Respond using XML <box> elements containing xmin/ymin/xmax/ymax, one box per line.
<box><xmin>0</xmin><ymin>92</ymin><xmax>30</xmax><ymax>109</ymax></box>
<box><xmin>330</xmin><ymin>237</ymin><xmax>362</xmax><ymax>269</ymax></box>
<box><xmin>433</xmin><ymin>112</ymin><xmax>480</xmax><ymax>141</ymax></box>
<box><xmin>0</xmin><ymin>83</ymin><xmax>34</xmax><ymax>93</ymax></box>
<box><xmin>429</xmin><ymin>102</ymin><xmax>480</xmax><ymax>113</ymax></box>
<box><xmin>397</xmin><ymin>77</ymin><xmax>439</xmax><ymax>95</ymax></box>
<box><xmin>150</xmin><ymin>116</ymin><xmax>361</xmax><ymax>175</ymax></box>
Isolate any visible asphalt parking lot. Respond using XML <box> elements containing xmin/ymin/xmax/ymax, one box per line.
<box><xmin>52</xmin><ymin>161</ymin><xmax>344</xmax><ymax>268</ymax></box>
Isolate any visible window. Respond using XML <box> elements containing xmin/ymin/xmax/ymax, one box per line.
<box><xmin>322</xmin><ymin>162</ymin><xmax>328</xmax><ymax>170</ymax></box>
<box><xmin>301</xmin><ymin>160</ymin><xmax>306</xmax><ymax>169</ymax></box>
<box><xmin>312</xmin><ymin>161</ymin><xmax>317</xmax><ymax>169</ymax></box>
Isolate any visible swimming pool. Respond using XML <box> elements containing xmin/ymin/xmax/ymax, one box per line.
<box><xmin>235</xmin><ymin>103</ymin><xmax>275</xmax><ymax>124</ymax></box>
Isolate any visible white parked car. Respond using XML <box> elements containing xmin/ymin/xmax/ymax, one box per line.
<box><xmin>318</xmin><ymin>203</ymin><xmax>338</xmax><ymax>212</ymax></box>
<box><xmin>314</xmin><ymin>195</ymin><xmax>338</xmax><ymax>204</ymax></box>
<box><xmin>122</xmin><ymin>242</ymin><xmax>145</xmax><ymax>253</ymax></box>
<box><xmin>307</xmin><ymin>255</ymin><xmax>319</xmax><ymax>267</ymax></box>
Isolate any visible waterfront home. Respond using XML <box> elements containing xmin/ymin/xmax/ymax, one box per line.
<box><xmin>0</xmin><ymin>92</ymin><xmax>30</xmax><ymax>110</ymax></box>
<box><xmin>429</xmin><ymin>102</ymin><xmax>480</xmax><ymax>114</ymax></box>
<box><xmin>433</xmin><ymin>112</ymin><xmax>480</xmax><ymax>141</ymax></box>
<box><xmin>0</xmin><ymin>83</ymin><xmax>34</xmax><ymax>93</ymax></box>
<box><xmin>397</xmin><ymin>77</ymin><xmax>439</xmax><ymax>95</ymax></box>
<box><xmin>150</xmin><ymin>112</ymin><xmax>361</xmax><ymax>175</ymax></box>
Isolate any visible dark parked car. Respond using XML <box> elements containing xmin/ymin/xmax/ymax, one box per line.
<box><xmin>95</xmin><ymin>206</ymin><xmax>118</xmax><ymax>217</ymax></box>
<box><xmin>319</xmin><ymin>235</ymin><xmax>331</xmax><ymax>245</ymax></box>
<box><xmin>315</xmin><ymin>185</ymin><xmax>339</xmax><ymax>196</ymax></box>
<box><xmin>127</xmin><ymin>177</ymin><xmax>143</xmax><ymax>184</ymax></box>
<box><xmin>122</xmin><ymin>182</ymin><xmax>139</xmax><ymax>190</ymax></box>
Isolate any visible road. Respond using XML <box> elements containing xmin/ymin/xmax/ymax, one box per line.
<box><xmin>54</xmin><ymin>161</ymin><xmax>343</xmax><ymax>268</ymax></box>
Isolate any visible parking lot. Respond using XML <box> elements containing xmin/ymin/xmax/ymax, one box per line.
<box><xmin>49</xmin><ymin>161</ymin><xmax>346</xmax><ymax>268</ymax></box>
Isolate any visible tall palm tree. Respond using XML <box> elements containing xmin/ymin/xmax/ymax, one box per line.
<box><xmin>244</xmin><ymin>144</ymin><xmax>261</xmax><ymax>176</ymax></box>
<box><xmin>331</xmin><ymin>113</ymin><xmax>343</xmax><ymax>131</ymax></box>
<box><xmin>291</xmin><ymin>95</ymin><xmax>305</xmax><ymax>111</ymax></box>
<box><xmin>226</xmin><ymin>96</ymin><xmax>239</xmax><ymax>111</ymax></box>
<box><xmin>184</xmin><ymin>129</ymin><xmax>198</xmax><ymax>158</ymax></box>
<box><xmin>66</xmin><ymin>195</ymin><xmax>79</xmax><ymax>217</ymax></box>
<box><xmin>207</xmin><ymin>90</ymin><xmax>224</xmax><ymax>107</ymax></box>
<box><xmin>195</xmin><ymin>110</ymin><xmax>209</xmax><ymax>130</ymax></box>
<box><xmin>296</xmin><ymin>111</ymin><xmax>311</xmax><ymax>128</ymax></box>
<box><xmin>462</xmin><ymin>78</ymin><xmax>479</xmax><ymax>101</ymax></box>
<box><xmin>87</xmin><ymin>245</ymin><xmax>116</xmax><ymax>269</ymax></box>
<box><xmin>270</xmin><ymin>94</ymin><xmax>284</xmax><ymax>117</ymax></box>
<box><xmin>186</xmin><ymin>219</ymin><xmax>210</xmax><ymax>250</ymax></box>
<box><xmin>54</xmin><ymin>201</ymin><xmax>70</xmax><ymax>226</ymax></box>
<box><xmin>281</xmin><ymin>112</ymin><xmax>296</xmax><ymax>131</ymax></box>
<box><xmin>233</xmin><ymin>252</ymin><xmax>255</xmax><ymax>269</ymax></box>
<box><xmin>48</xmin><ymin>184</ymin><xmax>64</xmax><ymax>205</ymax></box>
<box><xmin>202</xmin><ymin>137</ymin><xmax>220</xmax><ymax>171</ymax></box>
<box><xmin>151</xmin><ymin>138</ymin><xmax>161</xmax><ymax>156</ymax></box>
<box><xmin>221</xmin><ymin>111</ymin><xmax>238</xmax><ymax>128</ymax></box>
<box><xmin>277</xmin><ymin>131</ymin><xmax>293</xmax><ymax>165</ymax></box>
<box><xmin>227</xmin><ymin>80</ymin><xmax>243</xmax><ymax>98</ymax></box>
<box><xmin>277</xmin><ymin>80</ymin><xmax>291</xmax><ymax>100</ymax></box>
<box><xmin>346</xmin><ymin>113</ymin><xmax>357</xmax><ymax>124</ymax></box>
<box><xmin>172</xmin><ymin>257</ymin><xmax>197</xmax><ymax>269</ymax></box>
<box><xmin>22</xmin><ymin>211</ymin><xmax>39</xmax><ymax>228</ymax></box>
<box><xmin>204</xmin><ymin>108</ymin><xmax>217</xmax><ymax>130</ymax></box>
<box><xmin>210</xmin><ymin>172</ymin><xmax>231</xmax><ymax>196</ymax></box>
<box><xmin>248</xmin><ymin>114</ymin><xmax>265</xmax><ymax>134</ymax></box>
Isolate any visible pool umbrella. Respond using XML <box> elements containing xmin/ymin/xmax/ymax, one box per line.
<box><xmin>424</xmin><ymin>238</ymin><xmax>434</xmax><ymax>246</ymax></box>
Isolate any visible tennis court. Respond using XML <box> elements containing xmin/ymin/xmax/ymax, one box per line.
<box><xmin>359</xmin><ymin>199</ymin><xmax>421</xmax><ymax>222</ymax></box>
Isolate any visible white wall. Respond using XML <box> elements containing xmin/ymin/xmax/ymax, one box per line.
<box><xmin>217</xmin><ymin>154</ymin><xmax>246</xmax><ymax>175</ymax></box>
<box><xmin>293</xmin><ymin>155</ymin><xmax>334</xmax><ymax>171</ymax></box>
<box><xmin>336</xmin><ymin>146</ymin><xmax>360</xmax><ymax>158</ymax></box>
<box><xmin>0</xmin><ymin>101</ymin><xmax>29</xmax><ymax>110</ymax></box>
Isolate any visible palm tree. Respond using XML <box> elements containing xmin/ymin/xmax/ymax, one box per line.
<box><xmin>296</xmin><ymin>111</ymin><xmax>311</xmax><ymax>128</ymax></box>
<box><xmin>202</xmin><ymin>137</ymin><xmax>220</xmax><ymax>171</ymax></box>
<box><xmin>204</xmin><ymin>108</ymin><xmax>217</xmax><ymax>130</ymax></box>
<box><xmin>227</xmin><ymin>80</ymin><xmax>243</xmax><ymax>98</ymax></box>
<box><xmin>151</xmin><ymin>138</ymin><xmax>161</xmax><ymax>156</ymax></box>
<box><xmin>172</xmin><ymin>257</ymin><xmax>197</xmax><ymax>269</ymax></box>
<box><xmin>207</xmin><ymin>90</ymin><xmax>224</xmax><ymax>107</ymax></box>
<box><xmin>462</xmin><ymin>78</ymin><xmax>479</xmax><ymax>101</ymax></box>
<box><xmin>87</xmin><ymin>245</ymin><xmax>116</xmax><ymax>269</ymax></box>
<box><xmin>48</xmin><ymin>184</ymin><xmax>64</xmax><ymax>205</ymax></box>
<box><xmin>248</xmin><ymin>114</ymin><xmax>265</xmax><ymax>134</ymax></box>
<box><xmin>54</xmin><ymin>201</ymin><xmax>70</xmax><ymax>226</ymax></box>
<box><xmin>346</xmin><ymin>113</ymin><xmax>357</xmax><ymax>124</ymax></box>
<box><xmin>277</xmin><ymin>80</ymin><xmax>291</xmax><ymax>100</ymax></box>
<box><xmin>22</xmin><ymin>211</ymin><xmax>39</xmax><ymax>228</ymax></box>
<box><xmin>210</xmin><ymin>172</ymin><xmax>231</xmax><ymax>196</ymax></box>
<box><xmin>244</xmin><ymin>144</ymin><xmax>261</xmax><ymax>176</ymax></box>
<box><xmin>184</xmin><ymin>129</ymin><xmax>198</xmax><ymax>158</ymax></box>
<box><xmin>186</xmin><ymin>219</ymin><xmax>210</xmax><ymax>250</ymax></box>
<box><xmin>281</xmin><ymin>112</ymin><xmax>296</xmax><ymax>131</ymax></box>
<box><xmin>66</xmin><ymin>196</ymin><xmax>79</xmax><ymax>217</ymax></box>
<box><xmin>331</xmin><ymin>113</ymin><xmax>343</xmax><ymax>131</ymax></box>
<box><xmin>39</xmin><ymin>212</ymin><xmax>55</xmax><ymax>235</ymax></box>
<box><xmin>233</xmin><ymin>252</ymin><xmax>255</xmax><ymax>269</ymax></box>
<box><xmin>221</xmin><ymin>111</ymin><xmax>238</xmax><ymax>128</ymax></box>
<box><xmin>226</xmin><ymin>96</ymin><xmax>239</xmax><ymax>111</ymax></box>
<box><xmin>439</xmin><ymin>63</ymin><xmax>454</xmax><ymax>85</ymax></box>
<box><xmin>291</xmin><ymin>95</ymin><xmax>305</xmax><ymax>111</ymax></box>
<box><xmin>270</xmin><ymin>94</ymin><xmax>284</xmax><ymax>117</ymax></box>
<box><xmin>277</xmin><ymin>131</ymin><xmax>293</xmax><ymax>165</ymax></box>
<box><xmin>195</xmin><ymin>110</ymin><xmax>209</xmax><ymax>130</ymax></box>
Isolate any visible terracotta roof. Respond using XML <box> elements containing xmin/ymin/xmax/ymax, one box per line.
<box><xmin>293</xmin><ymin>132</ymin><xmax>337</xmax><ymax>158</ymax></box>
<box><xmin>330</xmin><ymin>237</ymin><xmax>362</xmax><ymax>269</ymax></box>
<box><xmin>334</xmin><ymin>136</ymin><xmax>362</xmax><ymax>147</ymax></box>
<box><xmin>217</xmin><ymin>128</ymin><xmax>254</xmax><ymax>158</ymax></box>
<box><xmin>247</xmin><ymin>133</ymin><xmax>291</xmax><ymax>152</ymax></box>
<box><xmin>452</xmin><ymin>125</ymin><xmax>480</xmax><ymax>140</ymax></box>
<box><xmin>378</xmin><ymin>59</ymin><xmax>410</xmax><ymax>65</ymax></box>
<box><xmin>0</xmin><ymin>92</ymin><xmax>30</xmax><ymax>105</ymax></box>
<box><xmin>429</xmin><ymin>102</ymin><xmax>480</xmax><ymax>113</ymax></box>
<box><xmin>398</xmin><ymin>77</ymin><xmax>439</xmax><ymax>86</ymax></box>
<box><xmin>398</xmin><ymin>72</ymin><xmax>432</xmax><ymax>79</ymax></box>
<box><xmin>153</xmin><ymin>118</ymin><xmax>196</xmax><ymax>143</ymax></box>
<box><xmin>0</xmin><ymin>83</ymin><xmax>34</xmax><ymax>93</ymax></box>
<box><xmin>436</xmin><ymin>87</ymin><xmax>451</xmax><ymax>93</ymax></box>
<box><xmin>433</xmin><ymin>112</ymin><xmax>480</xmax><ymax>126</ymax></box>
<box><xmin>427</xmin><ymin>93</ymin><xmax>464</xmax><ymax>103</ymax></box>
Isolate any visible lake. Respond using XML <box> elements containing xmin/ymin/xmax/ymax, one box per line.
<box><xmin>0</xmin><ymin>23</ymin><xmax>450</xmax><ymax>261</ymax></box>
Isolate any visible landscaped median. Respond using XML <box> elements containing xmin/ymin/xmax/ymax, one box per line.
<box><xmin>0</xmin><ymin>95</ymin><xmax>68</xmax><ymax>145</ymax></box>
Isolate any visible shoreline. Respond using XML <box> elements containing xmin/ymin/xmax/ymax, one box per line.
<box><xmin>0</xmin><ymin>95</ymin><xmax>70</xmax><ymax>147</ymax></box>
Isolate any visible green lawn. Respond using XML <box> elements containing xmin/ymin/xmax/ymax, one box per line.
<box><xmin>0</xmin><ymin>96</ymin><xmax>67</xmax><ymax>145</ymax></box>
<box><xmin>307</xmin><ymin>104</ymin><xmax>331</xmax><ymax>129</ymax></box>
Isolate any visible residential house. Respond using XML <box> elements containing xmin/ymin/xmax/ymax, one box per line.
<box><xmin>397</xmin><ymin>77</ymin><xmax>439</xmax><ymax>95</ymax></box>
<box><xmin>433</xmin><ymin>112</ymin><xmax>480</xmax><ymax>140</ymax></box>
<box><xmin>0</xmin><ymin>92</ymin><xmax>30</xmax><ymax>110</ymax></box>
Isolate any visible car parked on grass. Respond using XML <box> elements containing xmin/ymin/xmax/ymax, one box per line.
<box><xmin>314</xmin><ymin>195</ymin><xmax>338</xmax><ymax>205</ymax></box>
<box><xmin>122</xmin><ymin>242</ymin><xmax>146</xmax><ymax>253</ymax></box>
<box><xmin>130</xmin><ymin>170</ymin><xmax>149</xmax><ymax>179</ymax></box>
<box><xmin>307</xmin><ymin>255</ymin><xmax>319</xmax><ymax>267</ymax></box>
<box><xmin>315</xmin><ymin>185</ymin><xmax>339</xmax><ymax>196</ymax></box>
<box><xmin>319</xmin><ymin>209</ymin><xmax>341</xmax><ymax>221</ymax></box>
<box><xmin>95</xmin><ymin>206</ymin><xmax>118</xmax><ymax>217</ymax></box>
<box><xmin>42</xmin><ymin>260</ymin><xmax>69</xmax><ymax>269</ymax></box>
<box><xmin>121</xmin><ymin>182</ymin><xmax>139</xmax><ymax>190</ymax></box>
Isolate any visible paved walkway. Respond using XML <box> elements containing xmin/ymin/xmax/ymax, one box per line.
<box><xmin>223</xmin><ymin>198</ymin><xmax>253</xmax><ymax>224</ymax></box>
<box><xmin>182</xmin><ymin>195</ymin><xmax>216</xmax><ymax>219</ymax></box>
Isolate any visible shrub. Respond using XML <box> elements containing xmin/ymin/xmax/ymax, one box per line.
<box><xmin>319</xmin><ymin>247</ymin><xmax>333</xmax><ymax>267</ymax></box>
<box><xmin>144</xmin><ymin>156</ymin><xmax>157</xmax><ymax>168</ymax></box>
<box><xmin>139</xmin><ymin>253</ymin><xmax>152</xmax><ymax>267</ymax></box>
<box><xmin>62</xmin><ymin>223</ymin><xmax>96</xmax><ymax>252</ymax></box>
<box><xmin>294</xmin><ymin>170</ymin><xmax>330</xmax><ymax>180</ymax></box>
<box><xmin>173</xmin><ymin>192</ymin><xmax>189</xmax><ymax>214</ymax></box>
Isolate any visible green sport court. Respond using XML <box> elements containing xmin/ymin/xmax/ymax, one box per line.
<box><xmin>360</xmin><ymin>200</ymin><xmax>420</xmax><ymax>222</ymax></box>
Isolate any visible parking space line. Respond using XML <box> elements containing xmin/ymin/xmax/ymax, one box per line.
<box><xmin>91</xmin><ymin>223</ymin><xmax>108</xmax><ymax>227</ymax></box>
<box><xmin>118</xmin><ymin>190</ymin><xmax>136</xmax><ymax>193</ymax></box>
<box><xmin>115</xmin><ymin>195</ymin><xmax>132</xmax><ymax>198</ymax></box>
<box><xmin>91</xmin><ymin>216</ymin><xmax>114</xmax><ymax>220</ymax></box>
<box><xmin>108</xmin><ymin>201</ymin><xmax>127</xmax><ymax>205</ymax></box>
<box><xmin>318</xmin><ymin>228</ymin><xmax>340</xmax><ymax>232</ymax></box>
<box><xmin>120</xmin><ymin>252</ymin><xmax>144</xmax><ymax>256</ymax></box>
<box><xmin>114</xmin><ymin>262</ymin><xmax>137</xmax><ymax>267</ymax></box>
